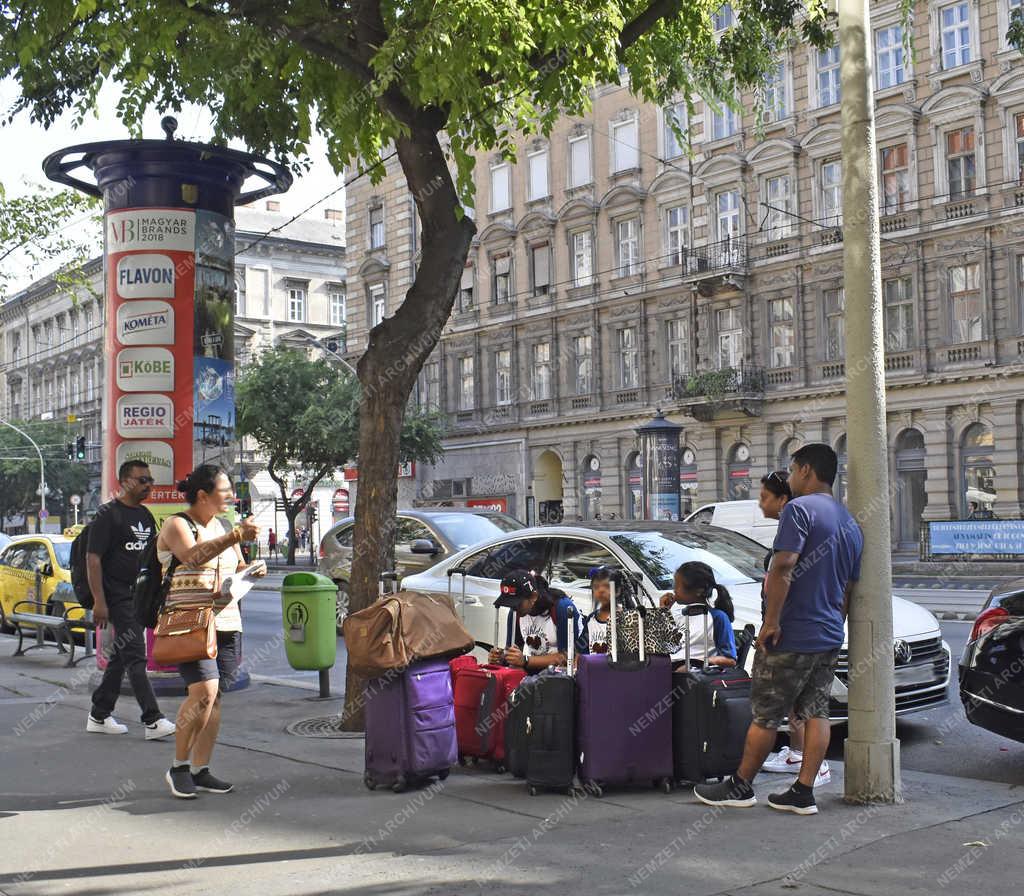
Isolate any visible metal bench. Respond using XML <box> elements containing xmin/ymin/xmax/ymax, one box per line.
<box><xmin>8</xmin><ymin>600</ymin><xmax>96</xmax><ymax>667</ymax></box>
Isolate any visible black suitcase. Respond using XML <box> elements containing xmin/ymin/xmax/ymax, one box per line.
<box><xmin>672</xmin><ymin>605</ymin><xmax>753</xmax><ymax>783</ymax></box>
<box><xmin>503</xmin><ymin>676</ymin><xmax>533</xmax><ymax>778</ymax></box>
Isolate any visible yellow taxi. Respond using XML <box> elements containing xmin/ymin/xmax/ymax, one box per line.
<box><xmin>0</xmin><ymin>535</ymin><xmax>77</xmax><ymax>631</ymax></box>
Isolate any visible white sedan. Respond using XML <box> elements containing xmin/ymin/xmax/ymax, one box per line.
<box><xmin>402</xmin><ymin>521</ymin><xmax>951</xmax><ymax>720</ymax></box>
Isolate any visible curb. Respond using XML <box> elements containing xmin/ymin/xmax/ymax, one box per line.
<box><xmin>936</xmin><ymin>611</ymin><xmax>976</xmax><ymax>621</ymax></box>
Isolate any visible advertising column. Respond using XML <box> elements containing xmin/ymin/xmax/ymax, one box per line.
<box><xmin>636</xmin><ymin>411</ymin><xmax>683</xmax><ymax>521</ymax></box>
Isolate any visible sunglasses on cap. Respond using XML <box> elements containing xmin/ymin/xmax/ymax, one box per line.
<box><xmin>766</xmin><ymin>470</ymin><xmax>789</xmax><ymax>485</ymax></box>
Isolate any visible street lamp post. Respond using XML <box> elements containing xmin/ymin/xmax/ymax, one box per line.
<box><xmin>838</xmin><ymin>0</ymin><xmax>902</xmax><ymax>802</ymax></box>
<box><xmin>0</xmin><ymin>418</ymin><xmax>46</xmax><ymax>533</ymax></box>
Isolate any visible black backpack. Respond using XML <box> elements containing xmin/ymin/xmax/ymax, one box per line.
<box><xmin>133</xmin><ymin>513</ymin><xmax>198</xmax><ymax>628</ymax></box>
<box><xmin>69</xmin><ymin>524</ymin><xmax>94</xmax><ymax>609</ymax></box>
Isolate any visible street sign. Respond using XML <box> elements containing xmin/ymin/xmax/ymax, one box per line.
<box><xmin>70</xmin><ymin>495</ymin><xmax>81</xmax><ymax>506</ymax></box>
<box><xmin>39</xmin><ymin>509</ymin><xmax>49</xmax><ymax>520</ymax></box>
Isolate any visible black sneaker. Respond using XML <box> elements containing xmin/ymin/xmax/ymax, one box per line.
<box><xmin>694</xmin><ymin>775</ymin><xmax>757</xmax><ymax>808</ymax></box>
<box><xmin>768</xmin><ymin>784</ymin><xmax>818</xmax><ymax>815</ymax></box>
<box><xmin>192</xmin><ymin>768</ymin><xmax>233</xmax><ymax>793</ymax></box>
<box><xmin>166</xmin><ymin>766</ymin><xmax>197</xmax><ymax>800</ymax></box>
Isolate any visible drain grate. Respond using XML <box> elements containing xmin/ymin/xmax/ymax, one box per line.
<box><xmin>286</xmin><ymin>716</ymin><xmax>365</xmax><ymax>739</ymax></box>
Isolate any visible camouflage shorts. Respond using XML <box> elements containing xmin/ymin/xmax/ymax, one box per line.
<box><xmin>750</xmin><ymin>648</ymin><xmax>840</xmax><ymax>729</ymax></box>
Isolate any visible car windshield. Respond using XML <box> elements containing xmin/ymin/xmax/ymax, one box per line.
<box><xmin>52</xmin><ymin>542</ymin><xmax>72</xmax><ymax>569</ymax></box>
<box><xmin>611</xmin><ymin>529</ymin><xmax>766</xmax><ymax>589</ymax></box>
<box><xmin>428</xmin><ymin>513</ymin><xmax>523</xmax><ymax>549</ymax></box>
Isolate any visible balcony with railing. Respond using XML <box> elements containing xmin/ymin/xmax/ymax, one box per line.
<box><xmin>667</xmin><ymin>364</ymin><xmax>765</xmax><ymax>421</ymax></box>
<box><xmin>681</xmin><ymin>238</ymin><xmax>747</xmax><ymax>283</ymax></box>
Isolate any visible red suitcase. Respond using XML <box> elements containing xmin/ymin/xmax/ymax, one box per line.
<box><xmin>454</xmin><ymin>663</ymin><xmax>526</xmax><ymax>771</ymax></box>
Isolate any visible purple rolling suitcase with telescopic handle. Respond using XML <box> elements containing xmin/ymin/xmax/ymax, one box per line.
<box><xmin>576</xmin><ymin>578</ymin><xmax>674</xmax><ymax>796</ymax></box>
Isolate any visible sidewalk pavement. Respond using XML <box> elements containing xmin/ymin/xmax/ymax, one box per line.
<box><xmin>0</xmin><ymin>637</ymin><xmax>1021</xmax><ymax>896</ymax></box>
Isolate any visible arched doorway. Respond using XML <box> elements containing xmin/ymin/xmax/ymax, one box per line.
<box><xmin>581</xmin><ymin>455</ymin><xmax>602</xmax><ymax>520</ymax></box>
<box><xmin>625</xmin><ymin>451</ymin><xmax>643</xmax><ymax>520</ymax></box>
<box><xmin>778</xmin><ymin>436</ymin><xmax>802</xmax><ymax>471</ymax></box>
<box><xmin>960</xmin><ymin>424</ymin><xmax>996</xmax><ymax>518</ymax></box>
<box><xmin>894</xmin><ymin>429</ymin><xmax>927</xmax><ymax>551</ymax></box>
<box><xmin>834</xmin><ymin>435</ymin><xmax>848</xmax><ymax>505</ymax></box>
<box><xmin>726</xmin><ymin>443</ymin><xmax>752</xmax><ymax>500</ymax></box>
<box><xmin>533</xmin><ymin>449</ymin><xmax>564</xmax><ymax>524</ymax></box>
<box><xmin>679</xmin><ymin>446</ymin><xmax>698</xmax><ymax>516</ymax></box>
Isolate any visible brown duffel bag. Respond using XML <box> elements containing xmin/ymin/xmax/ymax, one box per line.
<box><xmin>343</xmin><ymin>590</ymin><xmax>473</xmax><ymax>675</ymax></box>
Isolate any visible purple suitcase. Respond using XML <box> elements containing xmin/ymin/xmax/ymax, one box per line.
<box><xmin>364</xmin><ymin>658</ymin><xmax>458</xmax><ymax>793</ymax></box>
<box><xmin>576</xmin><ymin>582</ymin><xmax>674</xmax><ymax>795</ymax></box>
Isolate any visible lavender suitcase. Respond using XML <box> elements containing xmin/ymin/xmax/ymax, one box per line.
<box><xmin>576</xmin><ymin>582</ymin><xmax>674</xmax><ymax>795</ymax></box>
<box><xmin>364</xmin><ymin>658</ymin><xmax>458</xmax><ymax>793</ymax></box>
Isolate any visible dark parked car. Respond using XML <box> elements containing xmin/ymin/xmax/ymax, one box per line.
<box><xmin>960</xmin><ymin>578</ymin><xmax>1024</xmax><ymax>744</ymax></box>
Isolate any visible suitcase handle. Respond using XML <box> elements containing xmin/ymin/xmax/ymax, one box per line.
<box><xmin>683</xmin><ymin>603</ymin><xmax>711</xmax><ymax>667</ymax></box>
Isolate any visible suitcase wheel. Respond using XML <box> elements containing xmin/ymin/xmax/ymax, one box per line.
<box><xmin>392</xmin><ymin>775</ymin><xmax>408</xmax><ymax>794</ymax></box>
<box><xmin>363</xmin><ymin>773</ymin><xmax>377</xmax><ymax>791</ymax></box>
<box><xmin>529</xmin><ymin>785</ymin><xmax>539</xmax><ymax>797</ymax></box>
<box><xmin>659</xmin><ymin>778</ymin><xmax>673</xmax><ymax>795</ymax></box>
<box><xmin>495</xmin><ymin>763</ymin><xmax>506</xmax><ymax>775</ymax></box>
<box><xmin>584</xmin><ymin>780</ymin><xmax>603</xmax><ymax>799</ymax></box>
<box><xmin>457</xmin><ymin>755</ymin><xmax>467</xmax><ymax>766</ymax></box>
<box><xmin>438</xmin><ymin>768</ymin><xmax>450</xmax><ymax>781</ymax></box>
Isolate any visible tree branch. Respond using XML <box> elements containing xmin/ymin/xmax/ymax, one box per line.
<box><xmin>618</xmin><ymin>0</ymin><xmax>684</xmax><ymax>55</ymax></box>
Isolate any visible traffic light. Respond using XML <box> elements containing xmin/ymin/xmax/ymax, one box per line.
<box><xmin>66</xmin><ymin>442</ymin><xmax>74</xmax><ymax>460</ymax></box>
<box><xmin>75</xmin><ymin>436</ymin><xmax>86</xmax><ymax>461</ymax></box>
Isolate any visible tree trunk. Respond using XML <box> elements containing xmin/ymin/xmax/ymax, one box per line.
<box><xmin>285</xmin><ymin>507</ymin><xmax>299</xmax><ymax>565</ymax></box>
<box><xmin>340</xmin><ymin>126</ymin><xmax>475</xmax><ymax>731</ymax></box>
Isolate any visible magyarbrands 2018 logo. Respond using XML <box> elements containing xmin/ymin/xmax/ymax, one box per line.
<box><xmin>106</xmin><ymin>210</ymin><xmax>195</xmax><ymax>254</ymax></box>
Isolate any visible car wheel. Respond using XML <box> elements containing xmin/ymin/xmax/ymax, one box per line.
<box><xmin>335</xmin><ymin>582</ymin><xmax>350</xmax><ymax>635</ymax></box>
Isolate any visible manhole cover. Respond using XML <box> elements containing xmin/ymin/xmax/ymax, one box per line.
<box><xmin>286</xmin><ymin>716</ymin><xmax>364</xmax><ymax>739</ymax></box>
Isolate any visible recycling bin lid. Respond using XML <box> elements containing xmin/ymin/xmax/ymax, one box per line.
<box><xmin>282</xmin><ymin>572</ymin><xmax>337</xmax><ymax>591</ymax></box>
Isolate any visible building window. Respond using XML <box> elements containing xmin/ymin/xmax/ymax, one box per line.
<box><xmin>1016</xmin><ymin>112</ymin><xmax>1024</xmax><ymax>186</ymax></box>
<box><xmin>490</xmin><ymin>162</ymin><xmax>511</xmax><ymax>212</ymax></box>
<box><xmin>816</xmin><ymin>45</ymin><xmax>841</xmax><ymax>107</ymax></box>
<box><xmin>663</xmin><ymin>102</ymin><xmax>686</xmax><ymax>160</ymax></box>
<box><xmin>573</xmin><ymin>334</ymin><xmax>592</xmax><ymax>394</ymax></box>
<box><xmin>288</xmin><ymin>286</ymin><xmax>306</xmax><ymax>322</ymax></box>
<box><xmin>665</xmin><ymin>206</ymin><xmax>688</xmax><ymax>266</ymax></box>
<box><xmin>531</xmin><ymin>244</ymin><xmax>551</xmax><ymax>296</ymax></box>
<box><xmin>769</xmin><ymin>298</ymin><xmax>795</xmax><ymax>368</ymax></box>
<box><xmin>824</xmin><ymin>287</ymin><xmax>845</xmax><ymax>361</ymax></box>
<box><xmin>716</xmin><ymin>190</ymin><xmax>741</xmax><ymax>243</ymax></box>
<box><xmin>528</xmin><ymin>148</ymin><xmax>549</xmax><ymax>201</ymax></box>
<box><xmin>370</xmin><ymin>283</ymin><xmax>386</xmax><ymax>326</ymax></box>
<box><xmin>712</xmin><ymin>2</ymin><xmax>735</xmax><ymax>31</ymax></box>
<box><xmin>883</xmin><ymin>277</ymin><xmax>914</xmax><ymax>351</ymax></box>
<box><xmin>495</xmin><ymin>350</ymin><xmax>513</xmax><ymax>406</ymax></box>
<box><xmin>875</xmin><ymin>25</ymin><xmax>906</xmax><ymax>88</ymax></box>
<box><xmin>618</xmin><ymin>327</ymin><xmax>639</xmax><ymax>388</ymax></box>
<box><xmin>493</xmin><ymin>254</ymin><xmax>512</xmax><ymax>303</ymax></box>
<box><xmin>420</xmin><ymin>361</ymin><xmax>440</xmax><ymax>410</ymax></box>
<box><xmin>821</xmin><ymin>159</ymin><xmax>843</xmax><ymax>226</ymax></box>
<box><xmin>880</xmin><ymin>143</ymin><xmax>910</xmax><ymax>214</ymax></box>
<box><xmin>85</xmin><ymin>366</ymin><xmax>94</xmax><ymax>400</ymax></box>
<box><xmin>458</xmin><ymin>356</ymin><xmax>475</xmax><ymax>410</ymax></box>
<box><xmin>10</xmin><ymin>332</ymin><xmax>20</xmax><ymax>362</ymax></box>
<box><xmin>532</xmin><ymin>342</ymin><xmax>552</xmax><ymax>400</ymax></box>
<box><xmin>571</xmin><ymin>231</ymin><xmax>593</xmax><ymax>287</ymax></box>
<box><xmin>717</xmin><ymin>307</ymin><xmax>743</xmax><ymax>369</ymax></box>
<box><xmin>616</xmin><ymin>218</ymin><xmax>640</xmax><ymax>277</ymax></box>
<box><xmin>568</xmin><ymin>133</ymin><xmax>592</xmax><ymax>188</ymax></box>
<box><xmin>940</xmin><ymin>1</ymin><xmax>972</xmax><ymax>69</ymax></box>
<box><xmin>761</xmin><ymin>61</ymin><xmax>789</xmax><ymax>123</ymax></box>
<box><xmin>369</xmin><ymin>205</ymin><xmax>385</xmax><ymax>248</ymax></box>
<box><xmin>70</xmin><ymin>371</ymin><xmax>79</xmax><ymax>404</ymax></box>
<box><xmin>946</xmin><ymin>126</ymin><xmax>976</xmax><ymax>199</ymax></box>
<box><xmin>764</xmin><ymin>174</ymin><xmax>794</xmax><ymax>239</ymax></box>
<box><xmin>949</xmin><ymin>263</ymin><xmax>982</xmax><ymax>343</ymax></box>
<box><xmin>329</xmin><ymin>290</ymin><xmax>347</xmax><ymax>326</ymax></box>
<box><xmin>710</xmin><ymin>100</ymin><xmax>739</xmax><ymax>141</ymax></box>
<box><xmin>459</xmin><ymin>266</ymin><xmax>474</xmax><ymax>312</ymax></box>
<box><xmin>961</xmin><ymin>424</ymin><xmax>995</xmax><ymax>516</ymax></box>
<box><xmin>667</xmin><ymin>318</ymin><xmax>690</xmax><ymax>379</ymax></box>
<box><xmin>611</xmin><ymin>117</ymin><xmax>639</xmax><ymax>172</ymax></box>
<box><xmin>84</xmin><ymin>304</ymin><xmax>94</xmax><ymax>331</ymax></box>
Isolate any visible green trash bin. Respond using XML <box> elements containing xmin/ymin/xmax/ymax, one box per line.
<box><xmin>281</xmin><ymin>572</ymin><xmax>338</xmax><ymax>672</ymax></box>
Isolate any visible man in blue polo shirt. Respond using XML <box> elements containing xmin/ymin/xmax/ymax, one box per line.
<box><xmin>695</xmin><ymin>443</ymin><xmax>863</xmax><ymax>815</ymax></box>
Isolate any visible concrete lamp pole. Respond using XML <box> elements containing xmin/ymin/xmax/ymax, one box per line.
<box><xmin>0</xmin><ymin>418</ymin><xmax>46</xmax><ymax>534</ymax></box>
<box><xmin>838</xmin><ymin>0</ymin><xmax>902</xmax><ymax>802</ymax></box>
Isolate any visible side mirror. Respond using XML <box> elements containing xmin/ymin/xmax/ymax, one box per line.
<box><xmin>410</xmin><ymin>538</ymin><xmax>440</xmax><ymax>555</ymax></box>
<box><xmin>41</xmin><ymin>563</ymin><xmax>54</xmax><ymax>578</ymax></box>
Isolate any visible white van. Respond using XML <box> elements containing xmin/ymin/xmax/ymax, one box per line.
<box><xmin>685</xmin><ymin>499</ymin><xmax>778</xmax><ymax>548</ymax></box>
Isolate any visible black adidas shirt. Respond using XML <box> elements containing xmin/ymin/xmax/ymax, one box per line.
<box><xmin>87</xmin><ymin>499</ymin><xmax>156</xmax><ymax>602</ymax></box>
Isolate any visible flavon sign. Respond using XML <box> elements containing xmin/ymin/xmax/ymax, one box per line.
<box><xmin>116</xmin><ymin>394</ymin><xmax>174</xmax><ymax>438</ymax></box>
<box><xmin>116</xmin><ymin>301</ymin><xmax>174</xmax><ymax>345</ymax></box>
<box><xmin>115</xmin><ymin>253</ymin><xmax>176</xmax><ymax>299</ymax></box>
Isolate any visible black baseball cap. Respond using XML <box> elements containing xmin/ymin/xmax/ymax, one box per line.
<box><xmin>493</xmin><ymin>571</ymin><xmax>538</xmax><ymax>609</ymax></box>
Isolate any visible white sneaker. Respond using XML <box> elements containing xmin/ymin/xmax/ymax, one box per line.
<box><xmin>87</xmin><ymin>714</ymin><xmax>128</xmax><ymax>735</ymax></box>
<box><xmin>145</xmin><ymin>718</ymin><xmax>177</xmax><ymax>740</ymax></box>
<box><xmin>813</xmin><ymin>761</ymin><xmax>832</xmax><ymax>788</ymax></box>
<box><xmin>762</xmin><ymin>746</ymin><xmax>803</xmax><ymax>773</ymax></box>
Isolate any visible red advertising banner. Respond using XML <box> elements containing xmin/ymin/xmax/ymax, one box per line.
<box><xmin>467</xmin><ymin>497</ymin><xmax>508</xmax><ymax>513</ymax></box>
<box><xmin>104</xmin><ymin>208</ymin><xmax>196</xmax><ymax>503</ymax></box>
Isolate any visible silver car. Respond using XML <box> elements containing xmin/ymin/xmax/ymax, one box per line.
<box><xmin>319</xmin><ymin>508</ymin><xmax>524</xmax><ymax>632</ymax></box>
